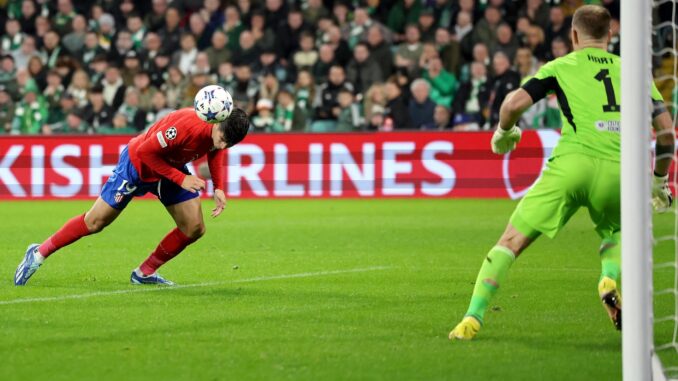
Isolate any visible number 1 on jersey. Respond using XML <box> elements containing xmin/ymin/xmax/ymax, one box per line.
<box><xmin>594</xmin><ymin>69</ymin><xmax>620</xmax><ymax>112</ymax></box>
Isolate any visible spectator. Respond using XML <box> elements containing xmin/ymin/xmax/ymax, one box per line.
<box><xmin>67</xmin><ymin>69</ymin><xmax>90</xmax><ymax>108</ymax></box>
<box><xmin>82</xmin><ymin>85</ymin><xmax>114</xmax><ymax>130</ymax></box>
<box><xmin>433</xmin><ymin>105</ymin><xmax>453</xmax><ymax>130</ymax></box>
<box><xmin>520</xmin><ymin>0</ymin><xmax>550</xmax><ymax>31</ymax></box>
<box><xmin>185</xmin><ymin>72</ymin><xmax>211</xmax><ymax>108</ymax></box>
<box><xmin>367</xmin><ymin>25</ymin><xmax>394</xmax><ymax>81</ymax></box>
<box><xmin>121</xmin><ymin>51</ymin><xmax>141</xmax><ymax>86</ymax></box>
<box><xmin>336</xmin><ymin>88</ymin><xmax>363</xmax><ymax>131</ymax></box>
<box><xmin>472</xmin><ymin>6</ymin><xmax>502</xmax><ymax>48</ymax></box>
<box><xmin>235</xmin><ymin>0</ymin><xmax>252</xmax><ymax>26</ymax></box>
<box><xmin>423</xmin><ymin>56</ymin><xmax>457</xmax><ymax>107</ymax></box>
<box><xmin>102</xmin><ymin>66</ymin><xmax>126</xmax><ymax>111</ymax></box>
<box><xmin>367</xmin><ymin>105</ymin><xmax>386</xmax><ymax>131</ymax></box>
<box><xmin>264</xmin><ymin>0</ymin><xmax>288</xmax><ymax>31</ymax></box>
<box><xmin>325</xmin><ymin>25</ymin><xmax>352</xmax><ymax>67</ymax></box>
<box><xmin>258</xmin><ymin>71</ymin><xmax>280</xmax><ymax>104</ymax></box>
<box><xmin>145</xmin><ymin>91</ymin><xmax>173</xmax><ymax>127</ymax></box>
<box><xmin>49</xmin><ymin>110</ymin><xmax>89</xmax><ymax>134</ymax></box>
<box><xmin>303</xmin><ymin>0</ymin><xmax>330</xmax><ymax>26</ymax></box>
<box><xmin>435</xmin><ymin>28</ymin><xmax>461</xmax><ymax>77</ymax></box>
<box><xmin>41</xmin><ymin>31</ymin><xmax>64</xmax><ymax>69</ymax></box>
<box><xmin>418</xmin><ymin>9</ymin><xmax>437</xmax><ymax>43</ymax></box>
<box><xmin>19</xmin><ymin>0</ymin><xmax>38</xmax><ymax>36</ymax></box>
<box><xmin>2</xmin><ymin>19</ymin><xmax>24</xmax><ymax>55</ymax></box>
<box><xmin>608</xmin><ymin>18</ymin><xmax>620</xmax><ymax>55</ymax></box>
<box><xmin>232</xmin><ymin>30</ymin><xmax>260</xmax><ymax>67</ymax></box>
<box><xmin>408</xmin><ymin>79</ymin><xmax>436</xmax><ymax>129</ymax></box>
<box><xmin>314</xmin><ymin>65</ymin><xmax>353</xmax><ymax>120</ymax></box>
<box><xmin>81</xmin><ymin>32</ymin><xmax>106</xmax><ymax>68</ymax></box>
<box><xmin>217</xmin><ymin>62</ymin><xmax>235</xmax><ymax>92</ymax></box>
<box><xmin>62</xmin><ymin>15</ymin><xmax>87</xmax><ymax>56</ymax></box>
<box><xmin>342</xmin><ymin>7</ymin><xmax>377</xmax><ymax>49</ymax></box>
<box><xmin>452</xmin><ymin>62</ymin><xmax>490</xmax><ymax>130</ymax></box>
<box><xmin>173</xmin><ymin>34</ymin><xmax>199</xmax><ymax>76</ymax></box>
<box><xmin>514</xmin><ymin>46</ymin><xmax>539</xmax><ymax>79</ymax></box>
<box><xmin>384</xmin><ymin>79</ymin><xmax>412</xmax><ymax>129</ymax></box>
<box><xmin>231</xmin><ymin>65</ymin><xmax>258</xmax><ymax>114</ymax></box>
<box><xmin>146</xmin><ymin>0</ymin><xmax>169</xmax><ymax>32</ymax></box>
<box><xmin>158</xmin><ymin>7</ymin><xmax>182</xmax><ymax>54</ymax></box>
<box><xmin>43</xmin><ymin>70</ymin><xmax>65</xmax><ymax>114</ymax></box>
<box><xmin>205</xmin><ymin>30</ymin><xmax>231</xmax><ymax>72</ymax></box>
<box><xmin>118</xmin><ymin>88</ymin><xmax>147</xmax><ymax>131</ymax></box>
<box><xmin>254</xmin><ymin>49</ymin><xmax>286</xmax><ymax>83</ymax></box>
<box><xmin>460</xmin><ymin>42</ymin><xmax>490</xmax><ymax>82</ymax></box>
<box><xmin>492</xmin><ymin>23</ymin><xmax>519</xmax><ymax>62</ymax></box>
<box><xmin>363</xmin><ymin>84</ymin><xmax>387</xmax><ymax>124</ymax></box>
<box><xmin>11</xmin><ymin>83</ymin><xmax>47</xmax><ymax>134</ymax></box>
<box><xmin>294</xmin><ymin>69</ymin><xmax>315</xmax><ymax>116</ymax></box>
<box><xmin>102</xmin><ymin>112</ymin><xmax>138</xmax><ymax>134</ymax></box>
<box><xmin>550</xmin><ymin>37</ymin><xmax>570</xmax><ymax>60</ymax></box>
<box><xmin>453</xmin><ymin>11</ymin><xmax>473</xmax><ymax>43</ymax></box>
<box><xmin>162</xmin><ymin>66</ymin><xmax>187</xmax><ymax>109</ymax></box>
<box><xmin>546</xmin><ymin>6</ymin><xmax>571</xmax><ymax>48</ymax></box>
<box><xmin>433</xmin><ymin>0</ymin><xmax>454</xmax><ymax>29</ymax></box>
<box><xmin>272</xmin><ymin>89</ymin><xmax>293</xmax><ymax>132</ymax></box>
<box><xmin>223</xmin><ymin>5</ymin><xmax>245</xmax><ymax>52</ymax></box>
<box><xmin>96</xmin><ymin>13</ymin><xmax>116</xmax><ymax>51</ymax></box>
<box><xmin>127</xmin><ymin>13</ymin><xmax>147</xmax><ymax>51</ymax></box>
<box><xmin>276</xmin><ymin>8</ymin><xmax>307</xmax><ymax>62</ymax></box>
<box><xmin>332</xmin><ymin>2</ymin><xmax>349</xmax><ymax>29</ymax></box>
<box><xmin>388</xmin><ymin>0</ymin><xmax>422</xmax><ymax>36</ymax></box>
<box><xmin>191</xmin><ymin>52</ymin><xmax>214</xmax><ymax>79</ymax></box>
<box><xmin>53</xmin><ymin>0</ymin><xmax>77</xmax><ymax>36</ymax></box>
<box><xmin>252</xmin><ymin>98</ymin><xmax>275</xmax><ymax>132</ymax></box>
<box><xmin>525</xmin><ymin>24</ymin><xmax>548</xmax><ymax>62</ymax></box>
<box><xmin>293</xmin><ymin>32</ymin><xmax>319</xmax><ymax>72</ymax></box>
<box><xmin>312</xmin><ymin>44</ymin><xmax>335</xmax><ymax>86</ymax></box>
<box><xmin>109</xmin><ymin>29</ymin><xmax>134</xmax><ymax>67</ymax></box>
<box><xmin>188</xmin><ymin>12</ymin><xmax>211</xmax><ymax>51</ymax></box>
<box><xmin>26</xmin><ymin>55</ymin><xmax>46</xmax><ymax>92</ymax></box>
<box><xmin>249</xmin><ymin>11</ymin><xmax>276</xmax><ymax>52</ymax></box>
<box><xmin>46</xmin><ymin>91</ymin><xmax>75</xmax><ymax>126</ymax></box>
<box><xmin>34</xmin><ymin>16</ymin><xmax>52</xmax><ymax>47</ymax></box>
<box><xmin>395</xmin><ymin>24</ymin><xmax>424</xmax><ymax>74</ymax></box>
<box><xmin>489</xmin><ymin>51</ymin><xmax>521</xmax><ymax>127</ymax></box>
<box><xmin>0</xmin><ymin>86</ymin><xmax>15</xmax><ymax>133</ymax></box>
<box><xmin>134</xmin><ymin>71</ymin><xmax>157</xmax><ymax>112</ymax></box>
<box><xmin>87</xmin><ymin>54</ymin><xmax>108</xmax><ymax>87</ymax></box>
<box><xmin>346</xmin><ymin>42</ymin><xmax>383</xmax><ymax>95</ymax></box>
<box><xmin>12</xmin><ymin>36</ymin><xmax>39</xmax><ymax>72</ymax></box>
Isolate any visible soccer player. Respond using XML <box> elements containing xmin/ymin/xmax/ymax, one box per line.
<box><xmin>450</xmin><ymin>5</ymin><xmax>675</xmax><ymax>340</ymax></box>
<box><xmin>14</xmin><ymin>107</ymin><xmax>250</xmax><ymax>286</ymax></box>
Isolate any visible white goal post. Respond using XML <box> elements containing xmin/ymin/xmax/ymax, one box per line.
<box><xmin>621</xmin><ymin>0</ymin><xmax>656</xmax><ymax>380</ymax></box>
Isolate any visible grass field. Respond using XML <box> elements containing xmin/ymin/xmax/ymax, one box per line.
<box><xmin>0</xmin><ymin>199</ymin><xmax>674</xmax><ymax>380</ymax></box>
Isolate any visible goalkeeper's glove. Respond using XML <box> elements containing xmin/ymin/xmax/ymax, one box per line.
<box><xmin>652</xmin><ymin>173</ymin><xmax>673</xmax><ymax>212</ymax></box>
<box><xmin>491</xmin><ymin>125</ymin><xmax>522</xmax><ymax>154</ymax></box>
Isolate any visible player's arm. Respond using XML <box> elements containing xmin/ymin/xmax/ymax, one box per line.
<box><xmin>652</xmin><ymin>98</ymin><xmax>675</xmax><ymax>211</ymax></box>
<box><xmin>490</xmin><ymin>89</ymin><xmax>533</xmax><ymax>154</ymax></box>
<box><xmin>135</xmin><ymin>134</ymin><xmax>205</xmax><ymax>193</ymax></box>
<box><xmin>207</xmin><ymin>148</ymin><xmax>226</xmax><ymax>217</ymax></box>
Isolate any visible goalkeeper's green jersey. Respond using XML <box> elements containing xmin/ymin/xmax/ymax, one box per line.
<box><xmin>522</xmin><ymin>47</ymin><xmax>665</xmax><ymax>161</ymax></box>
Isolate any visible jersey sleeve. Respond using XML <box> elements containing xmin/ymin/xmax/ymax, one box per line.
<box><xmin>207</xmin><ymin>148</ymin><xmax>226</xmax><ymax>191</ymax></box>
<box><xmin>135</xmin><ymin>127</ymin><xmax>187</xmax><ymax>186</ymax></box>
<box><xmin>651</xmin><ymin>81</ymin><xmax>667</xmax><ymax>118</ymax></box>
<box><xmin>521</xmin><ymin>60</ymin><xmax>558</xmax><ymax>103</ymax></box>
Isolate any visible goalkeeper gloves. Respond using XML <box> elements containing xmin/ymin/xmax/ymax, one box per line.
<box><xmin>491</xmin><ymin>125</ymin><xmax>522</xmax><ymax>154</ymax></box>
<box><xmin>652</xmin><ymin>173</ymin><xmax>673</xmax><ymax>212</ymax></box>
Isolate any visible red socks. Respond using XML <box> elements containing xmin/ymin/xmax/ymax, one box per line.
<box><xmin>38</xmin><ymin>214</ymin><xmax>92</xmax><ymax>258</ymax></box>
<box><xmin>139</xmin><ymin>228</ymin><xmax>197</xmax><ymax>275</ymax></box>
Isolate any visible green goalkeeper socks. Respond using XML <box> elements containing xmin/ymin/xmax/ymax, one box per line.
<box><xmin>465</xmin><ymin>245</ymin><xmax>516</xmax><ymax>323</ymax></box>
<box><xmin>599</xmin><ymin>238</ymin><xmax>621</xmax><ymax>283</ymax></box>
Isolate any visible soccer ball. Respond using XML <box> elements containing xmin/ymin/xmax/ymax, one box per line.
<box><xmin>194</xmin><ymin>85</ymin><xmax>233</xmax><ymax>123</ymax></box>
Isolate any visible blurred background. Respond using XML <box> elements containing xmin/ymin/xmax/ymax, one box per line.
<box><xmin>0</xmin><ymin>0</ymin><xmax>673</xmax><ymax>136</ymax></box>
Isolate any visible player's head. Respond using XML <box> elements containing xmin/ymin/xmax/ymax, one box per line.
<box><xmin>571</xmin><ymin>5</ymin><xmax>611</xmax><ymax>50</ymax></box>
<box><xmin>214</xmin><ymin>108</ymin><xmax>249</xmax><ymax>149</ymax></box>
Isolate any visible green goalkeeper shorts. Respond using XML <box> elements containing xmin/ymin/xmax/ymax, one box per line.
<box><xmin>510</xmin><ymin>153</ymin><xmax>620</xmax><ymax>240</ymax></box>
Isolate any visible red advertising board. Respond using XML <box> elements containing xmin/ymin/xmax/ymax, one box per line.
<box><xmin>0</xmin><ymin>131</ymin><xmax>561</xmax><ymax>200</ymax></box>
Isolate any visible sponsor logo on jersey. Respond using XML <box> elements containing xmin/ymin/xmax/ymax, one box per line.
<box><xmin>595</xmin><ymin>120</ymin><xmax>620</xmax><ymax>133</ymax></box>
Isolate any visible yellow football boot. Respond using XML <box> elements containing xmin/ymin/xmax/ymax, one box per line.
<box><xmin>598</xmin><ymin>276</ymin><xmax>622</xmax><ymax>330</ymax></box>
<box><xmin>449</xmin><ymin>316</ymin><xmax>481</xmax><ymax>340</ymax></box>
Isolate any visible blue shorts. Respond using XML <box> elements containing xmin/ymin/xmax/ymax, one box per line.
<box><xmin>100</xmin><ymin>147</ymin><xmax>199</xmax><ymax>210</ymax></box>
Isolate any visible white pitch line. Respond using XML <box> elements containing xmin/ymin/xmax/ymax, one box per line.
<box><xmin>0</xmin><ymin>266</ymin><xmax>392</xmax><ymax>306</ymax></box>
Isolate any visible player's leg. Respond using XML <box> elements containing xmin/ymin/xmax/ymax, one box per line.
<box><xmin>450</xmin><ymin>154</ymin><xmax>586</xmax><ymax>340</ymax></box>
<box><xmin>586</xmin><ymin>158</ymin><xmax>622</xmax><ymax>329</ymax></box>
<box><xmin>132</xmin><ymin>180</ymin><xmax>203</xmax><ymax>285</ymax></box>
<box><xmin>14</xmin><ymin>198</ymin><xmax>121</xmax><ymax>286</ymax></box>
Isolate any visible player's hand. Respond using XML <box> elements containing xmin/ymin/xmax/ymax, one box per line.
<box><xmin>212</xmin><ymin>189</ymin><xmax>226</xmax><ymax>218</ymax></box>
<box><xmin>181</xmin><ymin>175</ymin><xmax>206</xmax><ymax>193</ymax></box>
<box><xmin>652</xmin><ymin>173</ymin><xmax>673</xmax><ymax>212</ymax></box>
<box><xmin>491</xmin><ymin>125</ymin><xmax>522</xmax><ymax>154</ymax></box>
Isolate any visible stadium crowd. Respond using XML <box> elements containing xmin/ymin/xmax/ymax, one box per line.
<box><xmin>0</xmin><ymin>0</ymin><xmax>622</xmax><ymax>134</ymax></box>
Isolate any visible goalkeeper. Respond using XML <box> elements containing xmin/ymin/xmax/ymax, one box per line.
<box><xmin>450</xmin><ymin>4</ymin><xmax>675</xmax><ymax>340</ymax></box>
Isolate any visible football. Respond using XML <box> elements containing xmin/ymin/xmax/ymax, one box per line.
<box><xmin>194</xmin><ymin>85</ymin><xmax>234</xmax><ymax>123</ymax></box>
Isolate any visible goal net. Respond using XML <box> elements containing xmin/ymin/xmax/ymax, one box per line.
<box><xmin>629</xmin><ymin>0</ymin><xmax>678</xmax><ymax>380</ymax></box>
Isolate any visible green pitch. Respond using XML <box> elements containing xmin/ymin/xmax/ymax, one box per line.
<box><xmin>0</xmin><ymin>199</ymin><xmax>674</xmax><ymax>380</ymax></box>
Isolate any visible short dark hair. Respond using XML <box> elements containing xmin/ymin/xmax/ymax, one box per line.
<box><xmin>572</xmin><ymin>5</ymin><xmax>611</xmax><ymax>40</ymax></box>
<box><xmin>221</xmin><ymin>108</ymin><xmax>249</xmax><ymax>148</ymax></box>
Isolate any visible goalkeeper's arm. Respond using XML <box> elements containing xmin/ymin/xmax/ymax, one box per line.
<box><xmin>498</xmin><ymin>89</ymin><xmax>534</xmax><ymax>131</ymax></box>
<box><xmin>652</xmin><ymin>108</ymin><xmax>675</xmax><ymax>211</ymax></box>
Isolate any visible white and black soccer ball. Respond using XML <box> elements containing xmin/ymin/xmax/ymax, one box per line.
<box><xmin>194</xmin><ymin>85</ymin><xmax>234</xmax><ymax>123</ymax></box>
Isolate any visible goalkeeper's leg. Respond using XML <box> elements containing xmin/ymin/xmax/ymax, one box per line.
<box><xmin>597</xmin><ymin>233</ymin><xmax>622</xmax><ymax>330</ymax></box>
<box><xmin>449</xmin><ymin>223</ymin><xmax>535</xmax><ymax>340</ymax></box>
